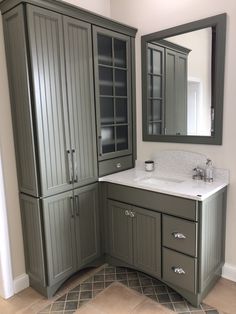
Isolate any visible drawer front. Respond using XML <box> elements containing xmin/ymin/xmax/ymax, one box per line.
<box><xmin>163</xmin><ymin>215</ymin><xmax>198</xmax><ymax>257</ymax></box>
<box><xmin>163</xmin><ymin>248</ymin><xmax>197</xmax><ymax>293</ymax></box>
<box><xmin>107</xmin><ymin>183</ymin><xmax>198</xmax><ymax>221</ymax></box>
<box><xmin>99</xmin><ymin>155</ymin><xmax>133</xmax><ymax>177</ymax></box>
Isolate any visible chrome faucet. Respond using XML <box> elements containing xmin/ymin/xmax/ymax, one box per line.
<box><xmin>192</xmin><ymin>167</ymin><xmax>205</xmax><ymax>180</ymax></box>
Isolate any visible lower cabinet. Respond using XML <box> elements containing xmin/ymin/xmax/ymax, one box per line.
<box><xmin>108</xmin><ymin>200</ymin><xmax>161</xmax><ymax>277</ymax></box>
<box><xmin>43</xmin><ymin>190</ymin><xmax>77</xmax><ymax>286</ymax></box>
<box><xmin>20</xmin><ymin>183</ymin><xmax>100</xmax><ymax>297</ymax></box>
<box><xmin>104</xmin><ymin>182</ymin><xmax>227</xmax><ymax>307</ymax></box>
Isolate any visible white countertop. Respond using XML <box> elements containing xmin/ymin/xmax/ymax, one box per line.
<box><xmin>99</xmin><ymin>167</ymin><xmax>229</xmax><ymax>201</ymax></box>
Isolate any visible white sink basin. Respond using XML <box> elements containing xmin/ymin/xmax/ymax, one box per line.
<box><xmin>137</xmin><ymin>177</ymin><xmax>185</xmax><ymax>185</ymax></box>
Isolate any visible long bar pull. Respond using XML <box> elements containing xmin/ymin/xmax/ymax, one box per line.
<box><xmin>66</xmin><ymin>150</ymin><xmax>73</xmax><ymax>184</ymax></box>
<box><xmin>72</xmin><ymin>149</ymin><xmax>78</xmax><ymax>183</ymax></box>
<box><xmin>69</xmin><ymin>196</ymin><xmax>74</xmax><ymax>218</ymax></box>
<box><xmin>75</xmin><ymin>195</ymin><xmax>79</xmax><ymax>216</ymax></box>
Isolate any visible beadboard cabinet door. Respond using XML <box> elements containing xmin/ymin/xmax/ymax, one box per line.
<box><xmin>108</xmin><ymin>200</ymin><xmax>133</xmax><ymax>265</ymax></box>
<box><xmin>63</xmin><ymin>16</ymin><xmax>98</xmax><ymax>188</ymax></box>
<box><xmin>27</xmin><ymin>5</ymin><xmax>72</xmax><ymax>196</ymax></box>
<box><xmin>42</xmin><ymin>191</ymin><xmax>77</xmax><ymax>286</ymax></box>
<box><xmin>133</xmin><ymin>207</ymin><xmax>161</xmax><ymax>277</ymax></box>
<box><xmin>74</xmin><ymin>184</ymin><xmax>100</xmax><ymax>268</ymax></box>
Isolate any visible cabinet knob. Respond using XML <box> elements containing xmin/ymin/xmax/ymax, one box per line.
<box><xmin>116</xmin><ymin>162</ymin><xmax>122</xmax><ymax>168</ymax></box>
<box><xmin>172</xmin><ymin>266</ymin><xmax>185</xmax><ymax>275</ymax></box>
<box><xmin>125</xmin><ymin>210</ymin><xmax>130</xmax><ymax>216</ymax></box>
<box><xmin>172</xmin><ymin>232</ymin><xmax>186</xmax><ymax>239</ymax></box>
<box><xmin>129</xmin><ymin>211</ymin><xmax>135</xmax><ymax>218</ymax></box>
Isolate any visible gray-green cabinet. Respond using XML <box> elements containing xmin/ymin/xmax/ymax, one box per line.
<box><xmin>93</xmin><ymin>27</ymin><xmax>134</xmax><ymax>176</ymax></box>
<box><xmin>4</xmin><ymin>4</ymin><xmax>98</xmax><ymax>198</ymax></box>
<box><xmin>63</xmin><ymin>16</ymin><xmax>98</xmax><ymax>189</ymax></box>
<box><xmin>43</xmin><ymin>191</ymin><xmax>77</xmax><ymax>286</ymax></box>
<box><xmin>27</xmin><ymin>5</ymin><xmax>73</xmax><ymax>197</ymax></box>
<box><xmin>133</xmin><ymin>206</ymin><xmax>161</xmax><ymax>277</ymax></box>
<box><xmin>21</xmin><ymin>183</ymin><xmax>100</xmax><ymax>297</ymax></box>
<box><xmin>74</xmin><ymin>185</ymin><xmax>100</xmax><ymax>268</ymax></box>
<box><xmin>104</xmin><ymin>182</ymin><xmax>226</xmax><ymax>307</ymax></box>
<box><xmin>108</xmin><ymin>200</ymin><xmax>133</xmax><ymax>265</ymax></box>
<box><xmin>1</xmin><ymin>0</ymin><xmax>136</xmax><ymax>299</ymax></box>
<box><xmin>108</xmin><ymin>200</ymin><xmax>161</xmax><ymax>277</ymax></box>
<box><xmin>144</xmin><ymin>40</ymin><xmax>189</xmax><ymax>137</ymax></box>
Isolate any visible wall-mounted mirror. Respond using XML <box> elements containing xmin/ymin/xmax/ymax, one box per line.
<box><xmin>141</xmin><ymin>14</ymin><xmax>226</xmax><ymax>145</ymax></box>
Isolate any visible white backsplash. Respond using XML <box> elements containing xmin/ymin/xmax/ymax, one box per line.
<box><xmin>136</xmin><ymin>150</ymin><xmax>229</xmax><ymax>182</ymax></box>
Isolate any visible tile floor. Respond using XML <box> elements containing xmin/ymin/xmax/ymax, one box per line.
<box><xmin>0</xmin><ymin>264</ymin><xmax>235</xmax><ymax>314</ymax></box>
<box><xmin>38</xmin><ymin>265</ymin><xmax>219</xmax><ymax>314</ymax></box>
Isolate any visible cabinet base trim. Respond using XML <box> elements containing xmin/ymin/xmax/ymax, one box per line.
<box><xmin>222</xmin><ymin>263</ymin><xmax>236</xmax><ymax>282</ymax></box>
<box><xmin>13</xmin><ymin>273</ymin><xmax>29</xmax><ymax>294</ymax></box>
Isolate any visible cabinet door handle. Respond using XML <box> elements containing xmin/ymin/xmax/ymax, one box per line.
<box><xmin>98</xmin><ymin>136</ymin><xmax>102</xmax><ymax>156</ymax></box>
<box><xmin>75</xmin><ymin>195</ymin><xmax>79</xmax><ymax>216</ymax></box>
<box><xmin>72</xmin><ymin>149</ymin><xmax>78</xmax><ymax>183</ymax></box>
<box><xmin>69</xmin><ymin>196</ymin><xmax>74</xmax><ymax>218</ymax></box>
<box><xmin>125</xmin><ymin>210</ymin><xmax>130</xmax><ymax>216</ymax></box>
<box><xmin>172</xmin><ymin>266</ymin><xmax>186</xmax><ymax>275</ymax></box>
<box><xmin>172</xmin><ymin>232</ymin><xmax>186</xmax><ymax>239</ymax></box>
<box><xmin>130</xmin><ymin>211</ymin><xmax>135</xmax><ymax>218</ymax></box>
<box><xmin>116</xmin><ymin>162</ymin><xmax>122</xmax><ymax>169</ymax></box>
<box><xmin>66</xmin><ymin>150</ymin><xmax>73</xmax><ymax>184</ymax></box>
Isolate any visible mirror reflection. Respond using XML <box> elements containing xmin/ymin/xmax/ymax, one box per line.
<box><xmin>147</xmin><ymin>27</ymin><xmax>212</xmax><ymax>136</ymax></box>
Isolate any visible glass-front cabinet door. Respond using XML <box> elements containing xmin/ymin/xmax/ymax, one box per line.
<box><xmin>93</xmin><ymin>27</ymin><xmax>132</xmax><ymax>161</ymax></box>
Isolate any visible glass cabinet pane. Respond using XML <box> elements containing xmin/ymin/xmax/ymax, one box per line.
<box><xmin>153</xmin><ymin>50</ymin><xmax>162</xmax><ymax>74</ymax></box>
<box><xmin>101</xmin><ymin>126</ymin><xmax>115</xmax><ymax>153</ymax></box>
<box><xmin>115</xmin><ymin>98</ymin><xmax>128</xmax><ymax>123</ymax></box>
<box><xmin>148</xmin><ymin>75</ymin><xmax>162</xmax><ymax>98</ymax></box>
<box><xmin>115</xmin><ymin>69</ymin><xmax>127</xmax><ymax>96</ymax></box>
<box><xmin>114</xmin><ymin>39</ymin><xmax>126</xmax><ymax>68</ymax></box>
<box><xmin>99</xmin><ymin>66</ymin><xmax>113</xmax><ymax>96</ymax></box>
<box><xmin>98</xmin><ymin>34</ymin><xmax>112</xmax><ymax>66</ymax></box>
<box><xmin>148</xmin><ymin>122</ymin><xmax>161</xmax><ymax>135</ymax></box>
<box><xmin>100</xmin><ymin>97</ymin><xmax>114</xmax><ymax>125</ymax></box>
<box><xmin>147</xmin><ymin>48</ymin><xmax>152</xmax><ymax>73</ymax></box>
<box><xmin>117</xmin><ymin>125</ymin><xmax>128</xmax><ymax>151</ymax></box>
<box><xmin>149</xmin><ymin>99</ymin><xmax>161</xmax><ymax>121</ymax></box>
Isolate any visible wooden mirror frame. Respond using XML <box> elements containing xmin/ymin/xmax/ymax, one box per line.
<box><xmin>141</xmin><ymin>13</ymin><xmax>227</xmax><ymax>145</ymax></box>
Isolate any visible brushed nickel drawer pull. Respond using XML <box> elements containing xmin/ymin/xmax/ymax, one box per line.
<box><xmin>116</xmin><ymin>162</ymin><xmax>122</xmax><ymax>168</ymax></box>
<box><xmin>172</xmin><ymin>266</ymin><xmax>186</xmax><ymax>275</ymax></box>
<box><xmin>125</xmin><ymin>210</ymin><xmax>130</xmax><ymax>216</ymax></box>
<box><xmin>172</xmin><ymin>232</ymin><xmax>186</xmax><ymax>239</ymax></box>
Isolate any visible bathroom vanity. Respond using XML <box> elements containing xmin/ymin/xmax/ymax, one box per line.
<box><xmin>99</xmin><ymin>152</ymin><xmax>229</xmax><ymax>306</ymax></box>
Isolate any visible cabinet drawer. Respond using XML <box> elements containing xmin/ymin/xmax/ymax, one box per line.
<box><xmin>99</xmin><ymin>155</ymin><xmax>133</xmax><ymax>177</ymax></box>
<box><xmin>107</xmin><ymin>183</ymin><xmax>198</xmax><ymax>221</ymax></box>
<box><xmin>163</xmin><ymin>215</ymin><xmax>198</xmax><ymax>257</ymax></box>
<box><xmin>163</xmin><ymin>248</ymin><xmax>197</xmax><ymax>293</ymax></box>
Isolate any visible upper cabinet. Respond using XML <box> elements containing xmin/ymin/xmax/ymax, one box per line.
<box><xmin>93</xmin><ymin>27</ymin><xmax>135</xmax><ymax>176</ymax></box>
<box><xmin>2</xmin><ymin>1</ymin><xmax>137</xmax><ymax>196</ymax></box>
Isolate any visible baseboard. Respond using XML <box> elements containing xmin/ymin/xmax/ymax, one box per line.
<box><xmin>13</xmin><ymin>273</ymin><xmax>29</xmax><ymax>294</ymax></box>
<box><xmin>222</xmin><ymin>263</ymin><xmax>236</xmax><ymax>282</ymax></box>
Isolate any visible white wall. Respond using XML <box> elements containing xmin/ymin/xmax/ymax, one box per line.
<box><xmin>0</xmin><ymin>0</ymin><xmax>110</xmax><ymax>294</ymax></box>
<box><xmin>110</xmin><ymin>0</ymin><xmax>236</xmax><ymax>272</ymax></box>
<box><xmin>62</xmin><ymin>0</ymin><xmax>110</xmax><ymax>17</ymax></box>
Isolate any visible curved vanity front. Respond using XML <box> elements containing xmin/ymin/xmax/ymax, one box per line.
<box><xmin>99</xmin><ymin>165</ymin><xmax>228</xmax><ymax>307</ymax></box>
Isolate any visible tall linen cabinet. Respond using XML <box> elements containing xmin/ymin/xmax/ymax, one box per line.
<box><xmin>1</xmin><ymin>0</ymin><xmax>137</xmax><ymax>297</ymax></box>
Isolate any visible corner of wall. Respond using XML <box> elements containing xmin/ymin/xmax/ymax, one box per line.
<box><xmin>222</xmin><ymin>263</ymin><xmax>236</xmax><ymax>282</ymax></box>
